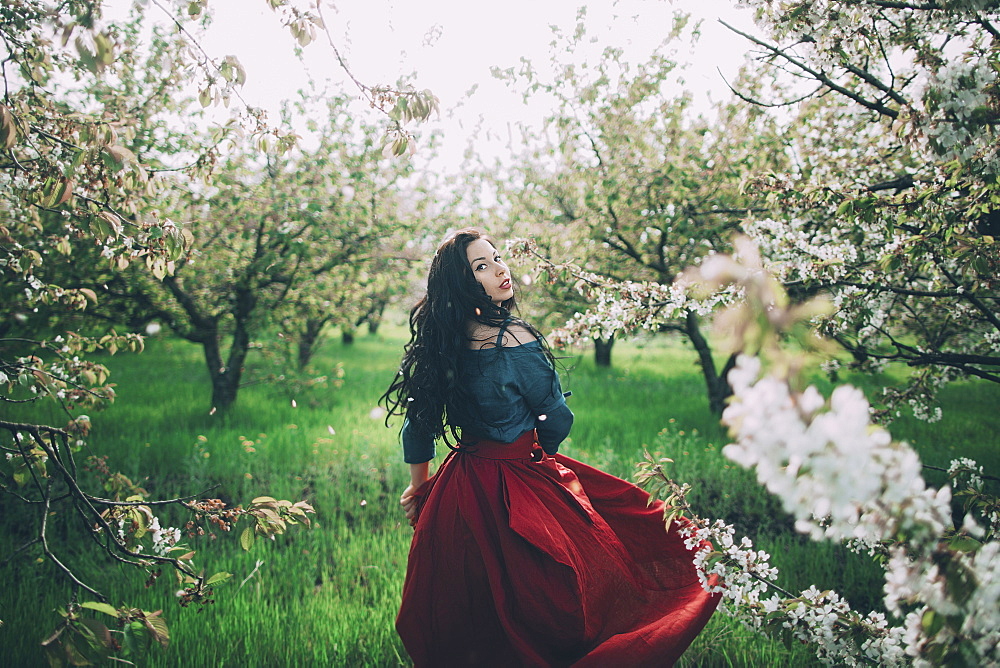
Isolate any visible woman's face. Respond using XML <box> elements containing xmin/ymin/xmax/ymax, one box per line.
<box><xmin>465</xmin><ymin>238</ymin><xmax>514</xmax><ymax>305</ymax></box>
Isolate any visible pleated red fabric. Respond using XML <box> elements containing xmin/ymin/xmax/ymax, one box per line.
<box><xmin>396</xmin><ymin>430</ymin><xmax>720</xmax><ymax>667</ymax></box>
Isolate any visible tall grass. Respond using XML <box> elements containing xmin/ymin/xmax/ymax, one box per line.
<box><xmin>2</xmin><ymin>320</ymin><xmax>997</xmax><ymax>667</ymax></box>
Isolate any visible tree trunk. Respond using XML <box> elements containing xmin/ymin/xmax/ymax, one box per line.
<box><xmin>205</xmin><ymin>288</ymin><xmax>255</xmax><ymax>412</ymax></box>
<box><xmin>366</xmin><ymin>300</ymin><xmax>387</xmax><ymax>335</ymax></box>
<box><xmin>297</xmin><ymin>317</ymin><xmax>327</xmax><ymax>369</ymax></box>
<box><xmin>209</xmin><ymin>365</ymin><xmax>241</xmax><ymax>412</ymax></box>
<box><xmin>342</xmin><ymin>327</ymin><xmax>355</xmax><ymax>345</ymax></box>
<box><xmin>160</xmin><ymin>275</ymin><xmax>259</xmax><ymax>413</ymax></box>
<box><xmin>206</xmin><ymin>330</ymin><xmax>251</xmax><ymax>412</ymax></box>
<box><xmin>200</xmin><ymin>326</ymin><xmax>243</xmax><ymax>413</ymax></box>
<box><xmin>683</xmin><ymin>310</ymin><xmax>734</xmax><ymax>415</ymax></box>
<box><xmin>593</xmin><ymin>336</ymin><xmax>615</xmax><ymax>367</ymax></box>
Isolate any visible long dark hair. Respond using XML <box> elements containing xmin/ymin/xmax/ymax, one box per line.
<box><xmin>380</xmin><ymin>227</ymin><xmax>551</xmax><ymax>445</ymax></box>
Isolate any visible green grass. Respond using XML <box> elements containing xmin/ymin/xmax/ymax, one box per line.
<box><xmin>2</xmin><ymin>320</ymin><xmax>998</xmax><ymax>667</ymax></box>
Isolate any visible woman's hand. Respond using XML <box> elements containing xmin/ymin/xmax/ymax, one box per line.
<box><xmin>400</xmin><ymin>483</ymin><xmax>421</xmax><ymax>523</ymax></box>
<box><xmin>402</xmin><ymin>462</ymin><xmax>431</xmax><ymax>526</ymax></box>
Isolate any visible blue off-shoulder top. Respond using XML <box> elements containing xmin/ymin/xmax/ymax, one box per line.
<box><xmin>401</xmin><ymin>336</ymin><xmax>574</xmax><ymax>464</ymax></box>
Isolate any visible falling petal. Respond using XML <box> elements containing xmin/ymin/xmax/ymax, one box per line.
<box><xmin>538</xmin><ymin>414</ymin><xmax>547</xmax><ymax>421</ymax></box>
<box><xmin>209</xmin><ymin>407</ymin><xmax>217</xmax><ymax>416</ymax></box>
<box><xmin>291</xmin><ymin>399</ymin><xmax>297</xmax><ymax>408</ymax></box>
<box><xmin>327</xmin><ymin>425</ymin><xmax>336</xmax><ymax>435</ymax></box>
<box><xmin>360</xmin><ymin>499</ymin><xmax>367</xmax><ymax>507</ymax></box>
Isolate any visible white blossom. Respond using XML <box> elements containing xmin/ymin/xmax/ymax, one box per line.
<box><xmin>715</xmin><ymin>352</ymin><xmax>998</xmax><ymax>664</ymax></box>
<box><xmin>148</xmin><ymin>516</ymin><xmax>181</xmax><ymax>556</ymax></box>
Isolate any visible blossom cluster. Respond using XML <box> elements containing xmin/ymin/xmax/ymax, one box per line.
<box><xmin>510</xmin><ymin>238</ymin><xmax>736</xmax><ymax>347</ymax></box>
<box><xmin>723</xmin><ymin>355</ymin><xmax>953</xmax><ymax>546</ymax></box>
<box><xmin>654</xmin><ymin>474</ymin><xmax>909</xmax><ymax>665</ymax></box>
<box><xmin>642</xmin><ymin>352</ymin><xmax>996</xmax><ymax>665</ymax></box>
<box><xmin>778</xmin><ymin>587</ymin><xmax>907</xmax><ymax>667</ymax></box>
<box><xmin>549</xmin><ymin>276</ymin><xmax>726</xmax><ymax>347</ymax></box>
<box><xmin>148</xmin><ymin>517</ymin><xmax>182</xmax><ymax>557</ymax></box>
<box><xmin>678</xmin><ymin>519</ymin><xmax>778</xmax><ymax>602</ymax></box>
<box><xmin>719</xmin><ymin>353</ymin><xmax>999</xmax><ymax>665</ymax></box>
<box><xmin>739</xmin><ymin>185</ymin><xmax>989</xmax><ymax>422</ymax></box>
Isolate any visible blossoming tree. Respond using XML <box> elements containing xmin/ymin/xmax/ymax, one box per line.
<box><xmin>91</xmin><ymin>92</ymin><xmax>419</xmax><ymax>411</ymax></box>
<box><xmin>725</xmin><ymin>0</ymin><xmax>1000</xmax><ymax>421</ymax></box>
<box><xmin>1</xmin><ymin>1</ymin><xmax>432</xmax><ymax>662</ymax></box>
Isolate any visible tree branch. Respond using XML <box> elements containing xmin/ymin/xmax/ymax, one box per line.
<box><xmin>719</xmin><ymin>20</ymin><xmax>900</xmax><ymax>119</ymax></box>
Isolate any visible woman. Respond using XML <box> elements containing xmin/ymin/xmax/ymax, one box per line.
<box><xmin>381</xmin><ymin>228</ymin><xmax>719</xmax><ymax>667</ymax></box>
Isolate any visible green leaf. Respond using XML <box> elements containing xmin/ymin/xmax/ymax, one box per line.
<box><xmin>79</xmin><ymin>602</ymin><xmax>119</xmax><ymax>618</ymax></box>
<box><xmin>130</xmin><ymin>511</ymin><xmax>149</xmax><ymax>539</ymax></box>
<box><xmin>221</xmin><ymin>56</ymin><xmax>246</xmax><ymax>86</ymax></box>
<box><xmin>947</xmin><ymin>534</ymin><xmax>981</xmax><ymax>553</ymax></box>
<box><xmin>94</xmin><ymin>32</ymin><xmax>114</xmax><ymax>68</ymax></box>
<box><xmin>101</xmin><ymin>145</ymin><xmax>135</xmax><ymax>172</ymax></box>
<box><xmin>12</xmin><ymin>465</ymin><xmax>30</xmax><ymax>487</ymax></box>
<box><xmin>143</xmin><ymin>611</ymin><xmax>169</xmax><ymax>648</ymax></box>
<box><xmin>149</xmin><ymin>257</ymin><xmax>167</xmax><ymax>280</ymax></box>
<box><xmin>240</xmin><ymin>526</ymin><xmax>255</xmax><ymax>551</ymax></box>
<box><xmin>164</xmin><ymin>228</ymin><xmax>186</xmax><ymax>262</ymax></box>
<box><xmin>205</xmin><ymin>571</ymin><xmax>232</xmax><ymax>586</ymax></box>
<box><xmin>703</xmin><ymin>551</ymin><xmax>724</xmax><ymax>571</ymax></box>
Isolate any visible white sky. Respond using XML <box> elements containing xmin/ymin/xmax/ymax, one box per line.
<box><xmin>125</xmin><ymin>0</ymin><xmax>760</xmax><ymax>170</ymax></box>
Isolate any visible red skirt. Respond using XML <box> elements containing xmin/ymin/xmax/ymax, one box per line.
<box><xmin>396</xmin><ymin>430</ymin><xmax>720</xmax><ymax>667</ymax></box>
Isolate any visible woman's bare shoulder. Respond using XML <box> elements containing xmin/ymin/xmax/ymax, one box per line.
<box><xmin>467</xmin><ymin>324</ymin><xmax>502</xmax><ymax>350</ymax></box>
<box><xmin>500</xmin><ymin>323</ymin><xmax>537</xmax><ymax>347</ymax></box>
<box><xmin>466</xmin><ymin>322</ymin><xmax>537</xmax><ymax>349</ymax></box>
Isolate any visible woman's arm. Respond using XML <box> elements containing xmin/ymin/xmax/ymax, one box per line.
<box><xmin>400</xmin><ymin>415</ymin><xmax>435</xmax><ymax>523</ymax></box>
<box><xmin>409</xmin><ymin>461</ymin><xmax>430</xmax><ymax>488</ymax></box>
<box><xmin>400</xmin><ymin>461</ymin><xmax>431</xmax><ymax>523</ymax></box>
<box><xmin>402</xmin><ymin>418</ymin><xmax>436</xmax><ymax>464</ymax></box>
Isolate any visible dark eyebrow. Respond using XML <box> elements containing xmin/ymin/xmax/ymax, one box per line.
<box><xmin>470</xmin><ymin>256</ymin><xmax>486</xmax><ymax>264</ymax></box>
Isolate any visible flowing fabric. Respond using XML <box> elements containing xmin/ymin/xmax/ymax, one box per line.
<box><xmin>396</xmin><ymin>430</ymin><xmax>720</xmax><ymax>667</ymax></box>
